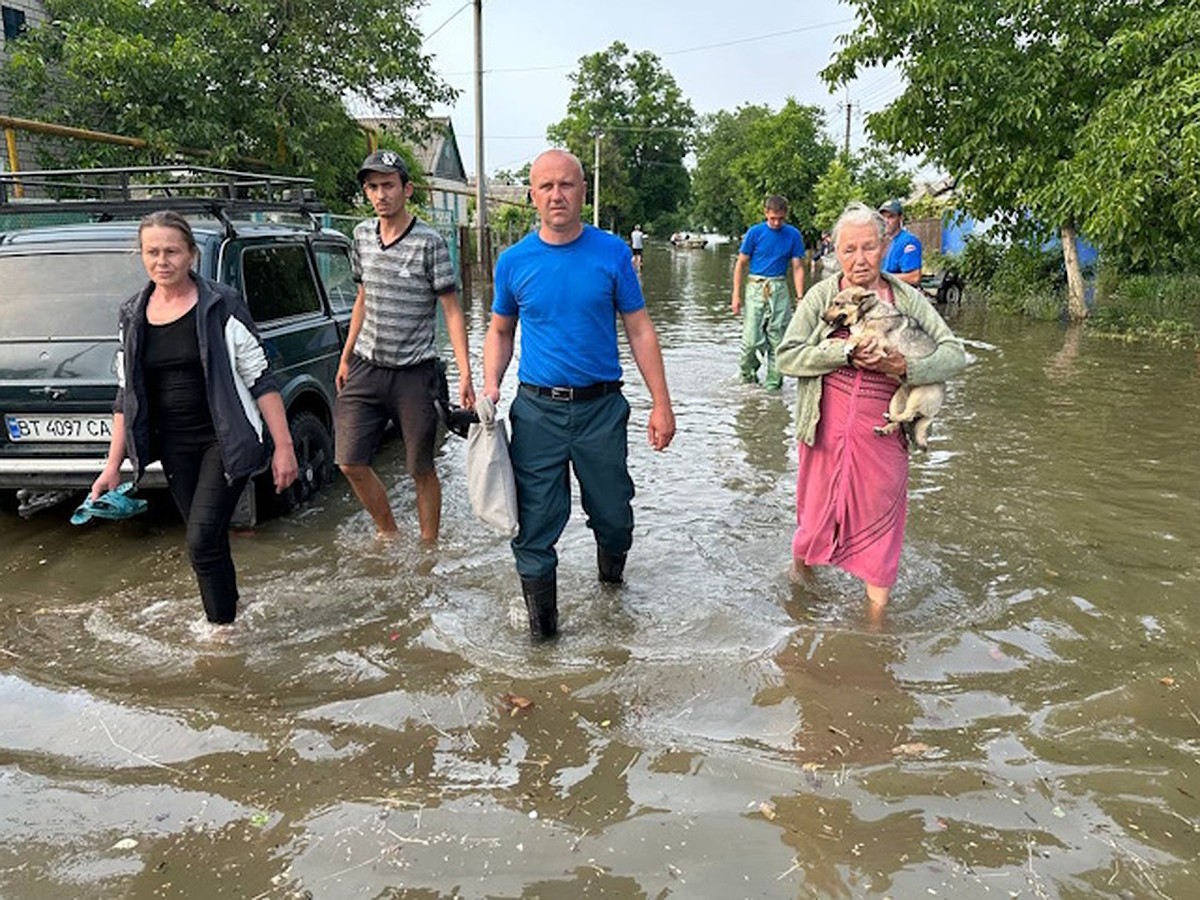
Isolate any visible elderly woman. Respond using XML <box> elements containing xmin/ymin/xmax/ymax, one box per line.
<box><xmin>776</xmin><ymin>202</ymin><xmax>966</xmax><ymax>614</ymax></box>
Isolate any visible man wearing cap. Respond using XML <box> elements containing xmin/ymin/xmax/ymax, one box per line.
<box><xmin>731</xmin><ymin>195</ymin><xmax>806</xmax><ymax>390</ymax></box>
<box><xmin>878</xmin><ymin>199</ymin><xmax>923</xmax><ymax>287</ymax></box>
<box><xmin>483</xmin><ymin>149</ymin><xmax>675</xmax><ymax>641</ymax></box>
<box><xmin>335</xmin><ymin>149</ymin><xmax>475</xmax><ymax>541</ymax></box>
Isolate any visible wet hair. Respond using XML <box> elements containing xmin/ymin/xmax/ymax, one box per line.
<box><xmin>138</xmin><ymin>210</ymin><xmax>197</xmax><ymax>252</ymax></box>
<box><xmin>764</xmin><ymin>195</ymin><xmax>788</xmax><ymax>213</ymax></box>
<box><xmin>832</xmin><ymin>201</ymin><xmax>887</xmax><ymax>246</ymax></box>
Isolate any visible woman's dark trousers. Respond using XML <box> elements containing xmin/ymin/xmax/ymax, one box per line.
<box><xmin>162</xmin><ymin>441</ymin><xmax>249</xmax><ymax>624</ymax></box>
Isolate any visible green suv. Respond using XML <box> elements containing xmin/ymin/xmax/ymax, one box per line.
<box><xmin>0</xmin><ymin>167</ymin><xmax>358</xmax><ymax>521</ymax></box>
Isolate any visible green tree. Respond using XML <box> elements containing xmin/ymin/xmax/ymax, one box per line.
<box><xmin>2</xmin><ymin>0</ymin><xmax>455</xmax><ymax>208</ymax></box>
<box><xmin>850</xmin><ymin>147</ymin><xmax>913</xmax><ymax>210</ymax></box>
<box><xmin>691</xmin><ymin>100</ymin><xmax>836</xmax><ymax>239</ymax></box>
<box><xmin>691</xmin><ymin>104</ymin><xmax>770</xmax><ymax>237</ymax></box>
<box><xmin>547</xmin><ymin>42</ymin><xmax>694</xmax><ymax>235</ymax></box>
<box><xmin>491</xmin><ymin>201</ymin><xmax>536</xmax><ymax>244</ymax></box>
<box><xmin>824</xmin><ymin>0</ymin><xmax>1196</xmax><ymax>319</ymax></box>
<box><xmin>1038</xmin><ymin>2</ymin><xmax>1200</xmax><ymax>271</ymax></box>
<box><xmin>731</xmin><ymin>99</ymin><xmax>837</xmax><ymax>237</ymax></box>
<box><xmin>812</xmin><ymin>158</ymin><xmax>862</xmax><ymax>233</ymax></box>
<box><xmin>811</xmin><ymin>148</ymin><xmax>914</xmax><ymax>233</ymax></box>
<box><xmin>492</xmin><ymin>163</ymin><xmax>531</xmax><ymax>186</ymax></box>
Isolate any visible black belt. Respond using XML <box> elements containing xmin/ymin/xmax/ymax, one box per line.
<box><xmin>520</xmin><ymin>381</ymin><xmax>623</xmax><ymax>402</ymax></box>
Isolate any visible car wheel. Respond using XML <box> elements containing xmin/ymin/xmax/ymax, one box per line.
<box><xmin>263</xmin><ymin>410</ymin><xmax>335</xmax><ymax>518</ymax></box>
<box><xmin>939</xmin><ymin>280</ymin><xmax>963</xmax><ymax>306</ymax></box>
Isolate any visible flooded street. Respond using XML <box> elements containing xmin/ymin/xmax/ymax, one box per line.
<box><xmin>2</xmin><ymin>241</ymin><xmax>1198</xmax><ymax>898</ymax></box>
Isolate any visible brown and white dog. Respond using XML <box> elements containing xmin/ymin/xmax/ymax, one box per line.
<box><xmin>822</xmin><ymin>286</ymin><xmax>945</xmax><ymax>450</ymax></box>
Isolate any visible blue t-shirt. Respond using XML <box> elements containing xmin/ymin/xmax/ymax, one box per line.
<box><xmin>493</xmin><ymin>225</ymin><xmax>644</xmax><ymax>387</ymax></box>
<box><xmin>884</xmin><ymin>227</ymin><xmax>922</xmax><ymax>274</ymax></box>
<box><xmin>739</xmin><ymin>221</ymin><xmax>806</xmax><ymax>277</ymax></box>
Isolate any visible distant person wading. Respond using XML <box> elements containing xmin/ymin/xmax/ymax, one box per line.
<box><xmin>731</xmin><ymin>195</ymin><xmax>807</xmax><ymax>390</ymax></box>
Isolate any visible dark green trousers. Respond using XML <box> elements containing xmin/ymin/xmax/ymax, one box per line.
<box><xmin>509</xmin><ymin>390</ymin><xmax>634</xmax><ymax>579</ymax></box>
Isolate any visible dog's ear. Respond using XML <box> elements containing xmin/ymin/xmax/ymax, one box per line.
<box><xmin>858</xmin><ymin>291</ymin><xmax>879</xmax><ymax>312</ymax></box>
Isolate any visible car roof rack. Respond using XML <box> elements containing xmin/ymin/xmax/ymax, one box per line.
<box><xmin>0</xmin><ymin>165</ymin><xmax>328</xmax><ymax>237</ymax></box>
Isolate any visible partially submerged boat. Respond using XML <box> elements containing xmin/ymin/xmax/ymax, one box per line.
<box><xmin>670</xmin><ymin>232</ymin><xmax>707</xmax><ymax>249</ymax></box>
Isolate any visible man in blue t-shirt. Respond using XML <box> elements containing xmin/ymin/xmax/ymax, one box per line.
<box><xmin>731</xmin><ymin>195</ymin><xmax>806</xmax><ymax>390</ymax></box>
<box><xmin>879</xmin><ymin>199</ymin><xmax>923</xmax><ymax>287</ymax></box>
<box><xmin>483</xmin><ymin>149</ymin><xmax>676</xmax><ymax>641</ymax></box>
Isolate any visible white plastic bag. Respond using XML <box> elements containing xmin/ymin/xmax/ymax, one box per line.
<box><xmin>466</xmin><ymin>395</ymin><xmax>519</xmax><ymax>537</ymax></box>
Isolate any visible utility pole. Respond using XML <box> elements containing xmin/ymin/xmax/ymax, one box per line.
<box><xmin>473</xmin><ymin>0</ymin><xmax>489</xmax><ymax>275</ymax></box>
<box><xmin>592</xmin><ymin>133</ymin><xmax>601</xmax><ymax>228</ymax></box>
<box><xmin>842</xmin><ymin>86</ymin><xmax>854</xmax><ymax>158</ymax></box>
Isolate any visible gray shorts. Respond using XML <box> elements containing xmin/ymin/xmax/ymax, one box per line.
<box><xmin>334</xmin><ymin>355</ymin><xmax>439</xmax><ymax>475</ymax></box>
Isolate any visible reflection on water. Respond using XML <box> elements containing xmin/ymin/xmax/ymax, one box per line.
<box><xmin>1</xmin><ymin>242</ymin><xmax>1198</xmax><ymax>898</ymax></box>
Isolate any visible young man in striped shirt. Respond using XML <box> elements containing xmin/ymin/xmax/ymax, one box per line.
<box><xmin>335</xmin><ymin>150</ymin><xmax>475</xmax><ymax>541</ymax></box>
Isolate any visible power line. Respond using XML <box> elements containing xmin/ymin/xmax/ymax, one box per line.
<box><xmin>455</xmin><ymin>123</ymin><xmax>693</xmax><ymax>139</ymax></box>
<box><xmin>422</xmin><ymin>0</ymin><xmax>472</xmax><ymax>46</ymax></box>
<box><xmin>659</xmin><ymin>19</ymin><xmax>855</xmax><ymax>57</ymax></box>
<box><xmin>440</xmin><ymin>18</ymin><xmax>855</xmax><ymax>76</ymax></box>
<box><xmin>855</xmin><ymin>78</ymin><xmax>906</xmax><ymax>109</ymax></box>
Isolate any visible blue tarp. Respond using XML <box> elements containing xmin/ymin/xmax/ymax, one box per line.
<box><xmin>939</xmin><ymin>211</ymin><xmax>1098</xmax><ymax>268</ymax></box>
<box><xmin>940</xmin><ymin>211</ymin><xmax>974</xmax><ymax>255</ymax></box>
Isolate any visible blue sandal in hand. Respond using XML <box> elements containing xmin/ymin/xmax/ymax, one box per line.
<box><xmin>70</xmin><ymin>482</ymin><xmax>148</xmax><ymax>525</ymax></box>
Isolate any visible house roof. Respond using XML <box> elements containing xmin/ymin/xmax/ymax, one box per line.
<box><xmin>468</xmin><ymin>178</ymin><xmax>528</xmax><ymax>205</ymax></box>
<box><xmin>357</xmin><ymin>115</ymin><xmax>467</xmax><ymax>184</ymax></box>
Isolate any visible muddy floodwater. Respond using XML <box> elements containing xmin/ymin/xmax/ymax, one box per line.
<box><xmin>2</xmin><ymin>242</ymin><xmax>1198</xmax><ymax>899</ymax></box>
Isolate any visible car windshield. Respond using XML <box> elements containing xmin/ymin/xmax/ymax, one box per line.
<box><xmin>0</xmin><ymin>251</ymin><xmax>148</xmax><ymax>340</ymax></box>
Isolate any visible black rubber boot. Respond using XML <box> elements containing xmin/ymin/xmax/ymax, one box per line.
<box><xmin>597</xmin><ymin>546</ymin><xmax>627</xmax><ymax>584</ymax></box>
<box><xmin>521</xmin><ymin>576</ymin><xmax>558</xmax><ymax>640</ymax></box>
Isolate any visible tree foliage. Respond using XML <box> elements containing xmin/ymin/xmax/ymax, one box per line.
<box><xmin>690</xmin><ymin>105</ymin><xmax>770</xmax><ymax>237</ymax></box>
<box><xmin>2</xmin><ymin>0</ymin><xmax>454</xmax><ymax>208</ymax></box>
<box><xmin>811</xmin><ymin>148</ymin><xmax>914</xmax><ymax>233</ymax></box>
<box><xmin>824</xmin><ymin>0</ymin><xmax>1200</xmax><ymax>312</ymax></box>
<box><xmin>812</xmin><ymin>158</ymin><xmax>859</xmax><ymax>234</ymax></box>
<box><xmin>691</xmin><ymin>100</ymin><xmax>837</xmax><ymax>238</ymax></box>
<box><xmin>492</xmin><ymin>163</ymin><xmax>531</xmax><ymax>186</ymax></box>
<box><xmin>1038</xmin><ymin>2</ymin><xmax>1200</xmax><ymax>270</ymax></box>
<box><xmin>547</xmin><ymin>42</ymin><xmax>694</xmax><ymax>236</ymax></box>
<box><xmin>850</xmin><ymin>147</ymin><xmax>913</xmax><ymax>211</ymax></box>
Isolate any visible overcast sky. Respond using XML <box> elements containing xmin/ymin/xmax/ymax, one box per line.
<box><xmin>408</xmin><ymin>0</ymin><xmax>906</xmax><ymax>176</ymax></box>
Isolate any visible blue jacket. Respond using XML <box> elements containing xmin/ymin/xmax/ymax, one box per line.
<box><xmin>114</xmin><ymin>274</ymin><xmax>280</xmax><ymax>483</ymax></box>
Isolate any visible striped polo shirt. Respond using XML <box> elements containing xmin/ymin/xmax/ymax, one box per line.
<box><xmin>350</xmin><ymin>217</ymin><xmax>456</xmax><ymax>368</ymax></box>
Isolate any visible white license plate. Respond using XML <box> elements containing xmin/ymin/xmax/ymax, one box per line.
<box><xmin>5</xmin><ymin>414</ymin><xmax>113</xmax><ymax>443</ymax></box>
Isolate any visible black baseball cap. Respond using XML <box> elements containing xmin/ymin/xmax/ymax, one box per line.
<box><xmin>878</xmin><ymin>199</ymin><xmax>904</xmax><ymax>216</ymax></box>
<box><xmin>357</xmin><ymin>150</ymin><xmax>410</xmax><ymax>184</ymax></box>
